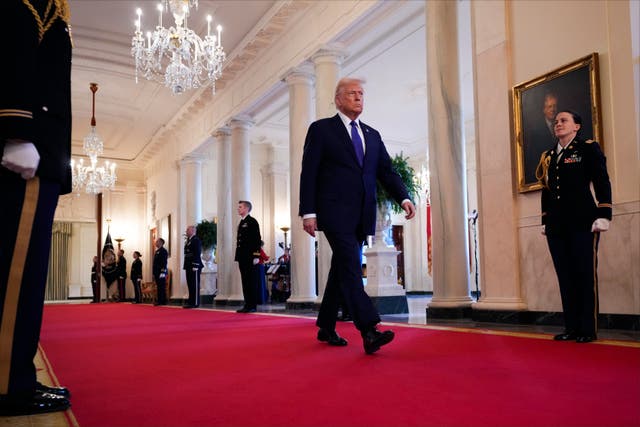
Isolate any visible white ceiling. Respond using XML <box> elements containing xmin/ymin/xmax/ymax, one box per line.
<box><xmin>69</xmin><ymin>1</ymin><xmax>427</xmax><ymax>168</ymax></box>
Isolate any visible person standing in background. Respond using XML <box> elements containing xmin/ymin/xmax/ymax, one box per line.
<box><xmin>299</xmin><ymin>77</ymin><xmax>416</xmax><ymax>354</ymax></box>
<box><xmin>130</xmin><ymin>251</ymin><xmax>142</xmax><ymax>304</ymax></box>
<box><xmin>538</xmin><ymin>110</ymin><xmax>612</xmax><ymax>343</ymax></box>
<box><xmin>91</xmin><ymin>256</ymin><xmax>100</xmax><ymax>303</ymax></box>
<box><xmin>153</xmin><ymin>238</ymin><xmax>169</xmax><ymax>306</ymax></box>
<box><xmin>116</xmin><ymin>249</ymin><xmax>127</xmax><ymax>302</ymax></box>
<box><xmin>235</xmin><ymin>201</ymin><xmax>262</xmax><ymax>313</ymax></box>
<box><xmin>0</xmin><ymin>0</ymin><xmax>73</xmax><ymax>415</ymax></box>
<box><xmin>183</xmin><ymin>225</ymin><xmax>203</xmax><ymax>308</ymax></box>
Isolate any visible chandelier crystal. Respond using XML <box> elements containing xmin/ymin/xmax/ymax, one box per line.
<box><xmin>131</xmin><ymin>0</ymin><xmax>226</xmax><ymax>95</ymax></box>
<box><xmin>71</xmin><ymin>83</ymin><xmax>117</xmax><ymax>195</ymax></box>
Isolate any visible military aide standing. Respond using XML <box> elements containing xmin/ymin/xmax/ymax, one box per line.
<box><xmin>537</xmin><ymin>110</ymin><xmax>612</xmax><ymax>344</ymax></box>
<box><xmin>183</xmin><ymin>225</ymin><xmax>203</xmax><ymax>308</ymax></box>
<box><xmin>0</xmin><ymin>0</ymin><xmax>73</xmax><ymax>416</ymax></box>
<box><xmin>153</xmin><ymin>238</ymin><xmax>169</xmax><ymax>305</ymax></box>
<box><xmin>235</xmin><ymin>201</ymin><xmax>262</xmax><ymax>313</ymax></box>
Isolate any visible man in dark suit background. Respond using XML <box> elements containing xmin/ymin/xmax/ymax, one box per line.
<box><xmin>0</xmin><ymin>0</ymin><xmax>73</xmax><ymax>415</ymax></box>
<box><xmin>299</xmin><ymin>77</ymin><xmax>416</xmax><ymax>354</ymax></box>
<box><xmin>235</xmin><ymin>201</ymin><xmax>262</xmax><ymax>313</ymax></box>
<box><xmin>116</xmin><ymin>249</ymin><xmax>127</xmax><ymax>302</ymax></box>
<box><xmin>183</xmin><ymin>225</ymin><xmax>203</xmax><ymax>308</ymax></box>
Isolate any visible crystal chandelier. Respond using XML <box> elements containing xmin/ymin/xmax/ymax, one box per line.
<box><xmin>131</xmin><ymin>0</ymin><xmax>226</xmax><ymax>95</ymax></box>
<box><xmin>71</xmin><ymin>83</ymin><xmax>117</xmax><ymax>195</ymax></box>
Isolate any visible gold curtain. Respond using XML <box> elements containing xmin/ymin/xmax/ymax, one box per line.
<box><xmin>45</xmin><ymin>222</ymin><xmax>72</xmax><ymax>301</ymax></box>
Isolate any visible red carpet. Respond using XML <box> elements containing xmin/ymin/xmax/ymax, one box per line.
<box><xmin>40</xmin><ymin>304</ymin><xmax>640</xmax><ymax>427</ymax></box>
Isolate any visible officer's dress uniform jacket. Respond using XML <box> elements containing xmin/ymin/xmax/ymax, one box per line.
<box><xmin>0</xmin><ymin>0</ymin><xmax>72</xmax><ymax>396</ymax></box>
<box><xmin>183</xmin><ymin>236</ymin><xmax>203</xmax><ymax>307</ymax></box>
<box><xmin>153</xmin><ymin>247</ymin><xmax>169</xmax><ymax>304</ymax></box>
<box><xmin>539</xmin><ymin>138</ymin><xmax>612</xmax><ymax>337</ymax></box>
<box><xmin>116</xmin><ymin>255</ymin><xmax>127</xmax><ymax>301</ymax></box>
<box><xmin>235</xmin><ymin>215</ymin><xmax>261</xmax><ymax>309</ymax></box>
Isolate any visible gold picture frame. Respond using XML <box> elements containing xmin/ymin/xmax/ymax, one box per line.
<box><xmin>512</xmin><ymin>53</ymin><xmax>602</xmax><ymax>192</ymax></box>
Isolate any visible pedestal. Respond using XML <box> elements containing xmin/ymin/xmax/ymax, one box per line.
<box><xmin>200</xmin><ymin>266</ymin><xmax>217</xmax><ymax>304</ymax></box>
<box><xmin>364</xmin><ymin>245</ymin><xmax>408</xmax><ymax>314</ymax></box>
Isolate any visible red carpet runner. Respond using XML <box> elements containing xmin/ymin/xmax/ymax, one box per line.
<box><xmin>40</xmin><ymin>304</ymin><xmax>640</xmax><ymax>427</ymax></box>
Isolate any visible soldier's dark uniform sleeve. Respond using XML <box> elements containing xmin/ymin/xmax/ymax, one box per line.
<box><xmin>586</xmin><ymin>141</ymin><xmax>612</xmax><ymax>220</ymax></box>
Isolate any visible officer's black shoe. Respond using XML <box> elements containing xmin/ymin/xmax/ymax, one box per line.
<box><xmin>553</xmin><ymin>332</ymin><xmax>577</xmax><ymax>341</ymax></box>
<box><xmin>317</xmin><ymin>328</ymin><xmax>348</xmax><ymax>346</ymax></box>
<box><xmin>0</xmin><ymin>391</ymin><xmax>70</xmax><ymax>416</ymax></box>
<box><xmin>576</xmin><ymin>335</ymin><xmax>596</xmax><ymax>343</ymax></box>
<box><xmin>236</xmin><ymin>307</ymin><xmax>256</xmax><ymax>313</ymax></box>
<box><xmin>35</xmin><ymin>382</ymin><xmax>70</xmax><ymax>398</ymax></box>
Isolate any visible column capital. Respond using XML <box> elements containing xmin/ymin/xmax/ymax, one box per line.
<box><xmin>179</xmin><ymin>154</ymin><xmax>205</xmax><ymax>166</ymax></box>
<box><xmin>311</xmin><ymin>43</ymin><xmax>348</xmax><ymax>65</ymax></box>
<box><xmin>229</xmin><ymin>115</ymin><xmax>255</xmax><ymax>130</ymax></box>
<box><xmin>282</xmin><ymin>65</ymin><xmax>315</xmax><ymax>86</ymax></box>
<box><xmin>213</xmin><ymin>126</ymin><xmax>231</xmax><ymax>139</ymax></box>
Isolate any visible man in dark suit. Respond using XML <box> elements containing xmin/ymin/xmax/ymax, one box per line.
<box><xmin>235</xmin><ymin>201</ymin><xmax>262</xmax><ymax>313</ymax></box>
<box><xmin>153</xmin><ymin>238</ymin><xmax>169</xmax><ymax>306</ymax></box>
<box><xmin>299</xmin><ymin>77</ymin><xmax>416</xmax><ymax>354</ymax></box>
<box><xmin>116</xmin><ymin>249</ymin><xmax>127</xmax><ymax>302</ymax></box>
<box><xmin>183</xmin><ymin>225</ymin><xmax>203</xmax><ymax>308</ymax></box>
<box><xmin>0</xmin><ymin>0</ymin><xmax>73</xmax><ymax>415</ymax></box>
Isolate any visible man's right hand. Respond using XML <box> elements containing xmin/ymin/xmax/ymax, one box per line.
<box><xmin>303</xmin><ymin>217</ymin><xmax>317</xmax><ymax>237</ymax></box>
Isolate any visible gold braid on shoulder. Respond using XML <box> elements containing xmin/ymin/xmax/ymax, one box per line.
<box><xmin>535</xmin><ymin>151</ymin><xmax>551</xmax><ymax>188</ymax></box>
<box><xmin>22</xmin><ymin>0</ymin><xmax>71</xmax><ymax>43</ymax></box>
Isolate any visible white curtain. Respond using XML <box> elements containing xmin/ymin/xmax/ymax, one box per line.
<box><xmin>45</xmin><ymin>222</ymin><xmax>72</xmax><ymax>301</ymax></box>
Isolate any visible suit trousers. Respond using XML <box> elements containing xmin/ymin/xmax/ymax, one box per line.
<box><xmin>0</xmin><ymin>174</ymin><xmax>59</xmax><ymax>396</ymax></box>
<box><xmin>238</xmin><ymin>260</ymin><xmax>257</xmax><ymax>309</ymax></box>
<box><xmin>156</xmin><ymin>277</ymin><xmax>167</xmax><ymax>304</ymax></box>
<box><xmin>546</xmin><ymin>231</ymin><xmax>600</xmax><ymax>337</ymax></box>
<box><xmin>317</xmin><ymin>231</ymin><xmax>380</xmax><ymax>333</ymax></box>
<box><xmin>185</xmin><ymin>268</ymin><xmax>201</xmax><ymax>306</ymax></box>
<box><xmin>117</xmin><ymin>277</ymin><xmax>126</xmax><ymax>301</ymax></box>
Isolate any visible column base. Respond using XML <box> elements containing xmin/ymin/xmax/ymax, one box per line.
<box><xmin>286</xmin><ymin>301</ymin><xmax>316</xmax><ymax>310</ymax></box>
<box><xmin>426</xmin><ymin>305</ymin><xmax>473</xmax><ymax>319</ymax></box>
<box><xmin>372</xmin><ymin>295</ymin><xmax>408</xmax><ymax>314</ymax></box>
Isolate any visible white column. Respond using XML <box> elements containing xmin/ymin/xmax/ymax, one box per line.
<box><xmin>425</xmin><ymin>1</ymin><xmax>473</xmax><ymax>312</ymax></box>
<box><xmin>178</xmin><ymin>155</ymin><xmax>203</xmax><ymax>298</ymax></box>
<box><xmin>261</xmin><ymin>158</ymin><xmax>290</xmax><ymax>260</ymax></box>
<box><xmin>229</xmin><ymin>116</ymin><xmax>254</xmax><ymax>302</ymax></box>
<box><xmin>214</xmin><ymin>127</ymin><xmax>233</xmax><ymax>302</ymax></box>
<box><xmin>284</xmin><ymin>67</ymin><xmax>317</xmax><ymax>306</ymax></box>
<box><xmin>312</xmin><ymin>45</ymin><xmax>347</xmax><ymax>304</ymax></box>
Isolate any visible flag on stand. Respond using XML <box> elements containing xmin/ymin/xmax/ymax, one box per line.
<box><xmin>101</xmin><ymin>230</ymin><xmax>118</xmax><ymax>285</ymax></box>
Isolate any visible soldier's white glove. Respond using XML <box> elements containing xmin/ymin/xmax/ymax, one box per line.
<box><xmin>192</xmin><ymin>267</ymin><xmax>198</xmax><ymax>272</ymax></box>
<box><xmin>159</xmin><ymin>273</ymin><xmax>166</xmax><ymax>279</ymax></box>
<box><xmin>2</xmin><ymin>140</ymin><xmax>40</xmax><ymax>180</ymax></box>
<box><xmin>591</xmin><ymin>218</ymin><xmax>610</xmax><ymax>232</ymax></box>
<box><xmin>541</xmin><ymin>225</ymin><xmax>546</xmax><ymax>235</ymax></box>
<box><xmin>253</xmin><ymin>258</ymin><xmax>259</xmax><ymax>265</ymax></box>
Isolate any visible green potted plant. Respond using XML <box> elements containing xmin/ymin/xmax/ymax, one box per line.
<box><xmin>374</xmin><ymin>153</ymin><xmax>420</xmax><ymax>247</ymax></box>
<box><xmin>196</xmin><ymin>219</ymin><xmax>217</xmax><ymax>250</ymax></box>
<box><xmin>376</xmin><ymin>152</ymin><xmax>420</xmax><ymax>212</ymax></box>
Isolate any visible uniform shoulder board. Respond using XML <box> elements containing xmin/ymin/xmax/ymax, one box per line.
<box><xmin>585</xmin><ymin>139</ymin><xmax>594</xmax><ymax>144</ymax></box>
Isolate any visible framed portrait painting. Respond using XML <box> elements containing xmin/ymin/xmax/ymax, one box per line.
<box><xmin>512</xmin><ymin>53</ymin><xmax>602</xmax><ymax>192</ymax></box>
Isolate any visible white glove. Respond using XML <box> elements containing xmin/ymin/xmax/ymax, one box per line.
<box><xmin>2</xmin><ymin>140</ymin><xmax>40</xmax><ymax>179</ymax></box>
<box><xmin>253</xmin><ymin>258</ymin><xmax>259</xmax><ymax>265</ymax></box>
<box><xmin>591</xmin><ymin>218</ymin><xmax>610</xmax><ymax>232</ymax></box>
<box><xmin>159</xmin><ymin>273</ymin><xmax>166</xmax><ymax>279</ymax></box>
<box><xmin>192</xmin><ymin>267</ymin><xmax>198</xmax><ymax>272</ymax></box>
<box><xmin>541</xmin><ymin>225</ymin><xmax>546</xmax><ymax>235</ymax></box>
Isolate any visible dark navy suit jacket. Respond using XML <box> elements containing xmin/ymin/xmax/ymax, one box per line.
<box><xmin>299</xmin><ymin>114</ymin><xmax>409</xmax><ymax>236</ymax></box>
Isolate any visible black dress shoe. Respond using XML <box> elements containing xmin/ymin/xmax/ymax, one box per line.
<box><xmin>576</xmin><ymin>335</ymin><xmax>596</xmax><ymax>343</ymax></box>
<box><xmin>553</xmin><ymin>332</ymin><xmax>577</xmax><ymax>341</ymax></box>
<box><xmin>35</xmin><ymin>382</ymin><xmax>70</xmax><ymax>398</ymax></box>
<box><xmin>0</xmin><ymin>391</ymin><xmax>70</xmax><ymax>416</ymax></box>
<box><xmin>183</xmin><ymin>305</ymin><xmax>197</xmax><ymax>309</ymax></box>
<box><xmin>236</xmin><ymin>307</ymin><xmax>256</xmax><ymax>313</ymax></box>
<box><xmin>317</xmin><ymin>328</ymin><xmax>348</xmax><ymax>346</ymax></box>
<box><xmin>362</xmin><ymin>327</ymin><xmax>395</xmax><ymax>354</ymax></box>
